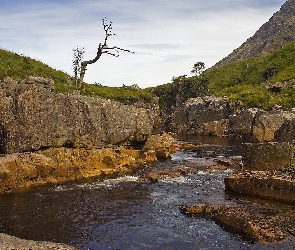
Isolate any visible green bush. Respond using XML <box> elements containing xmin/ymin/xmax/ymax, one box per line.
<box><xmin>219</xmin><ymin>84</ymin><xmax>295</xmax><ymax>110</ymax></box>
<box><xmin>151</xmin><ymin>75</ymin><xmax>210</xmax><ymax>111</ymax></box>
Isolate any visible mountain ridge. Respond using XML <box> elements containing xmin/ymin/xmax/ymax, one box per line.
<box><xmin>213</xmin><ymin>0</ymin><xmax>295</xmax><ymax>68</ymax></box>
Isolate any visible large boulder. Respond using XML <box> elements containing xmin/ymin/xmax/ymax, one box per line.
<box><xmin>274</xmin><ymin>113</ymin><xmax>295</xmax><ymax>142</ymax></box>
<box><xmin>142</xmin><ymin>134</ymin><xmax>176</xmax><ymax>159</ymax></box>
<box><xmin>251</xmin><ymin>110</ymin><xmax>295</xmax><ymax>142</ymax></box>
<box><xmin>0</xmin><ymin>77</ymin><xmax>159</xmax><ymax>153</ymax></box>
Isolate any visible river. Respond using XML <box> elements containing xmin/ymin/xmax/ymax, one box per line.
<box><xmin>0</xmin><ymin>135</ymin><xmax>294</xmax><ymax>249</ymax></box>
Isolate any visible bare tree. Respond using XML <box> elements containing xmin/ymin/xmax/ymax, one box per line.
<box><xmin>78</xmin><ymin>17</ymin><xmax>134</xmax><ymax>89</ymax></box>
<box><xmin>72</xmin><ymin>46</ymin><xmax>85</xmax><ymax>86</ymax></box>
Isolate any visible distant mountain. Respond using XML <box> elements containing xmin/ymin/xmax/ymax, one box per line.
<box><xmin>213</xmin><ymin>0</ymin><xmax>295</xmax><ymax>68</ymax></box>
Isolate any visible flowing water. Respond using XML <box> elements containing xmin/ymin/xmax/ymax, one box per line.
<box><xmin>0</xmin><ymin>135</ymin><xmax>294</xmax><ymax>249</ymax></box>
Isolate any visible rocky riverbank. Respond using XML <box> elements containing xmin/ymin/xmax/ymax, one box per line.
<box><xmin>0</xmin><ymin>77</ymin><xmax>179</xmax><ymax>248</ymax></box>
<box><xmin>163</xmin><ymin>96</ymin><xmax>295</xmax><ymax>244</ymax></box>
<box><xmin>0</xmin><ymin>233</ymin><xmax>77</xmax><ymax>250</ymax></box>
<box><xmin>0</xmin><ymin>76</ymin><xmax>172</xmax><ymax>194</ymax></box>
<box><xmin>0</xmin><ymin>134</ymin><xmax>177</xmax><ymax>194</ymax></box>
<box><xmin>165</xmin><ymin>96</ymin><xmax>295</xmax><ymax>142</ymax></box>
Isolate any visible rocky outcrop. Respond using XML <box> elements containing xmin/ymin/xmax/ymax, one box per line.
<box><xmin>179</xmin><ymin>204</ymin><xmax>295</xmax><ymax>243</ymax></box>
<box><xmin>166</xmin><ymin>97</ymin><xmax>295</xmax><ymax>142</ymax></box>
<box><xmin>0</xmin><ymin>134</ymin><xmax>177</xmax><ymax>194</ymax></box>
<box><xmin>242</xmin><ymin>142</ymin><xmax>295</xmax><ymax>171</ymax></box>
<box><xmin>167</xmin><ymin>96</ymin><xmax>232</xmax><ymax>136</ymax></box>
<box><xmin>225</xmin><ymin>170</ymin><xmax>295</xmax><ymax>203</ymax></box>
<box><xmin>0</xmin><ymin>77</ymin><xmax>159</xmax><ymax>154</ymax></box>
<box><xmin>0</xmin><ymin>148</ymin><xmax>135</xmax><ymax>194</ymax></box>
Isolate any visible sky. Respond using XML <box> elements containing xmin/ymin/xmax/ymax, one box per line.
<box><xmin>0</xmin><ymin>0</ymin><xmax>287</xmax><ymax>88</ymax></box>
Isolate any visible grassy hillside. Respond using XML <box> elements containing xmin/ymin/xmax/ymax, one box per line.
<box><xmin>150</xmin><ymin>41</ymin><xmax>295</xmax><ymax>111</ymax></box>
<box><xmin>0</xmin><ymin>48</ymin><xmax>154</xmax><ymax>104</ymax></box>
<box><xmin>0</xmin><ymin>48</ymin><xmax>69</xmax><ymax>84</ymax></box>
<box><xmin>204</xmin><ymin>41</ymin><xmax>295</xmax><ymax>110</ymax></box>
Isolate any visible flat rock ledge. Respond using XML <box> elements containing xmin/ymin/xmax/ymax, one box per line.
<box><xmin>224</xmin><ymin>170</ymin><xmax>295</xmax><ymax>203</ymax></box>
<box><xmin>0</xmin><ymin>134</ymin><xmax>176</xmax><ymax>194</ymax></box>
<box><xmin>0</xmin><ymin>233</ymin><xmax>76</xmax><ymax>250</ymax></box>
<box><xmin>179</xmin><ymin>204</ymin><xmax>295</xmax><ymax>243</ymax></box>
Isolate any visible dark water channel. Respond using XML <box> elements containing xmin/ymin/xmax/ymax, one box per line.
<box><xmin>0</xmin><ymin>135</ymin><xmax>294</xmax><ymax>249</ymax></box>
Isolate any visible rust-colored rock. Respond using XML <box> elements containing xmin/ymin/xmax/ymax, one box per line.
<box><xmin>0</xmin><ymin>134</ymin><xmax>176</xmax><ymax>194</ymax></box>
<box><xmin>225</xmin><ymin>170</ymin><xmax>295</xmax><ymax>203</ymax></box>
<box><xmin>142</xmin><ymin>134</ymin><xmax>177</xmax><ymax>159</ymax></box>
<box><xmin>0</xmin><ymin>148</ymin><xmax>136</xmax><ymax>194</ymax></box>
<box><xmin>179</xmin><ymin>203</ymin><xmax>295</xmax><ymax>243</ymax></box>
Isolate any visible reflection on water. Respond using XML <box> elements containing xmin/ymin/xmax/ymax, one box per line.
<box><xmin>0</xmin><ymin>136</ymin><xmax>294</xmax><ymax>249</ymax></box>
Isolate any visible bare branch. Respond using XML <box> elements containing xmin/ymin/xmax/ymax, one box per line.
<box><xmin>113</xmin><ymin>46</ymin><xmax>135</xmax><ymax>54</ymax></box>
<box><xmin>102</xmin><ymin>17</ymin><xmax>115</xmax><ymax>47</ymax></box>
<box><xmin>104</xmin><ymin>51</ymin><xmax>119</xmax><ymax>57</ymax></box>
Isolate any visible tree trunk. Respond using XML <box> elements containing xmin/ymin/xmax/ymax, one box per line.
<box><xmin>79</xmin><ymin>47</ymin><xmax>103</xmax><ymax>89</ymax></box>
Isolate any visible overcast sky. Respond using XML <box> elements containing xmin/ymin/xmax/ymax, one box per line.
<box><xmin>0</xmin><ymin>0</ymin><xmax>287</xmax><ymax>88</ymax></box>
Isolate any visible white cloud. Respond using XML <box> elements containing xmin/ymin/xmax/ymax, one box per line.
<box><xmin>0</xmin><ymin>0</ymin><xmax>287</xmax><ymax>87</ymax></box>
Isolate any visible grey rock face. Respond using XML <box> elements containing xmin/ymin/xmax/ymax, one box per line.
<box><xmin>0</xmin><ymin>77</ymin><xmax>159</xmax><ymax>153</ymax></box>
<box><xmin>167</xmin><ymin>96</ymin><xmax>233</xmax><ymax>136</ymax></box>
<box><xmin>166</xmin><ymin>96</ymin><xmax>295</xmax><ymax>142</ymax></box>
<box><xmin>228</xmin><ymin>109</ymin><xmax>257</xmax><ymax>138</ymax></box>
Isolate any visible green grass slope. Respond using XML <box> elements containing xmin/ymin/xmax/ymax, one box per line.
<box><xmin>0</xmin><ymin>48</ymin><xmax>69</xmax><ymax>84</ymax></box>
<box><xmin>0</xmin><ymin>48</ymin><xmax>154</xmax><ymax>104</ymax></box>
<box><xmin>204</xmin><ymin>41</ymin><xmax>295</xmax><ymax>110</ymax></box>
